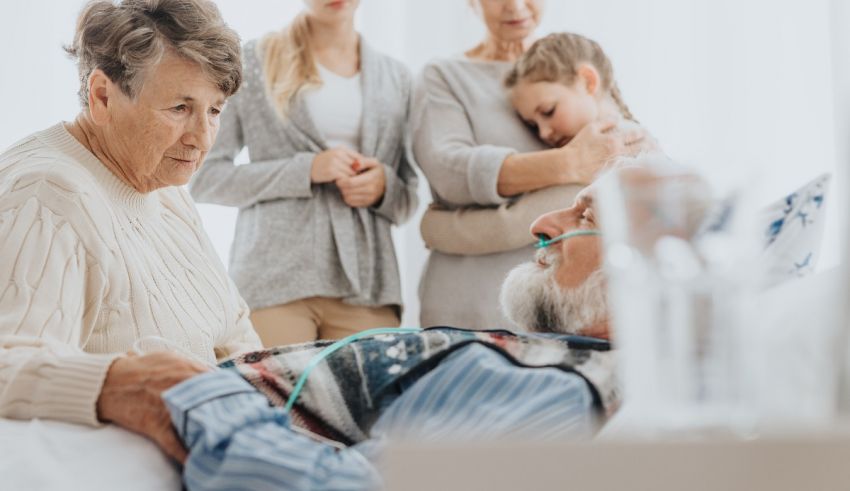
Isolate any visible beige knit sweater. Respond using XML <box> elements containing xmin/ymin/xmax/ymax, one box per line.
<box><xmin>0</xmin><ymin>123</ymin><xmax>262</xmax><ymax>426</ymax></box>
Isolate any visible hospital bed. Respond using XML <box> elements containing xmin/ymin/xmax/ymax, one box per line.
<box><xmin>1</xmin><ymin>268</ymin><xmax>846</xmax><ymax>490</ymax></box>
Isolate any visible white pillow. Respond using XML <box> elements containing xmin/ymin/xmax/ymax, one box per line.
<box><xmin>759</xmin><ymin>173</ymin><xmax>830</xmax><ymax>288</ymax></box>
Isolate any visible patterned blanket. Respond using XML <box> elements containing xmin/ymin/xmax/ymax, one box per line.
<box><xmin>219</xmin><ymin>327</ymin><xmax>618</xmax><ymax>446</ymax></box>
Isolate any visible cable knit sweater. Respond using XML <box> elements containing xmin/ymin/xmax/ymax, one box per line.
<box><xmin>0</xmin><ymin>123</ymin><xmax>262</xmax><ymax>427</ymax></box>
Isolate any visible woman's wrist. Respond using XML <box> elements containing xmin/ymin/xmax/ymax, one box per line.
<box><xmin>552</xmin><ymin>145</ymin><xmax>577</xmax><ymax>185</ymax></box>
<box><xmin>95</xmin><ymin>355</ymin><xmax>131</xmax><ymax>423</ymax></box>
<box><xmin>499</xmin><ymin>148</ymin><xmax>574</xmax><ymax>196</ymax></box>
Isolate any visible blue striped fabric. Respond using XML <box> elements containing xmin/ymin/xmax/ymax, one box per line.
<box><xmin>164</xmin><ymin>344</ymin><xmax>595</xmax><ymax>491</ymax></box>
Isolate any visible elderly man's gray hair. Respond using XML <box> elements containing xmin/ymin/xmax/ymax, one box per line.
<box><xmin>65</xmin><ymin>0</ymin><xmax>242</xmax><ymax>107</ymax></box>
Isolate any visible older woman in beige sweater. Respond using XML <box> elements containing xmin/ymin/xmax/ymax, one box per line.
<box><xmin>0</xmin><ymin>0</ymin><xmax>262</xmax><ymax>461</ymax></box>
<box><xmin>413</xmin><ymin>0</ymin><xmax>645</xmax><ymax>330</ymax></box>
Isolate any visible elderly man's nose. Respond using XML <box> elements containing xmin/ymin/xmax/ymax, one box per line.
<box><xmin>530</xmin><ymin>209</ymin><xmax>565</xmax><ymax>240</ymax></box>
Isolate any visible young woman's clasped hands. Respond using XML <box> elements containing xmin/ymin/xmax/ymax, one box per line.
<box><xmin>310</xmin><ymin>146</ymin><xmax>386</xmax><ymax>208</ymax></box>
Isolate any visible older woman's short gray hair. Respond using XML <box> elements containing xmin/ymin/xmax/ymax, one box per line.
<box><xmin>65</xmin><ymin>0</ymin><xmax>242</xmax><ymax>107</ymax></box>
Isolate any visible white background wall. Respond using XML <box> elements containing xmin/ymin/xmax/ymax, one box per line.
<box><xmin>0</xmin><ymin>0</ymin><xmax>842</xmax><ymax>327</ymax></box>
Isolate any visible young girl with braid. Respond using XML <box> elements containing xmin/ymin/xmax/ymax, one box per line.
<box><xmin>506</xmin><ymin>32</ymin><xmax>647</xmax><ymax>156</ymax></box>
<box><xmin>420</xmin><ymin>32</ymin><xmax>657</xmax><ymax>257</ymax></box>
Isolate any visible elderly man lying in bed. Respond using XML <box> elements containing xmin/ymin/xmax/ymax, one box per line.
<box><xmin>157</xmin><ymin>183</ymin><xmax>619</xmax><ymax>491</ymax></box>
<box><xmin>160</xmin><ymin>161</ymin><xmax>829</xmax><ymax>491</ymax></box>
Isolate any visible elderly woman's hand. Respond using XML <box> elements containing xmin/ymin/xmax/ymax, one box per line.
<box><xmin>96</xmin><ymin>352</ymin><xmax>210</xmax><ymax>463</ymax></box>
<box><xmin>560</xmin><ymin>120</ymin><xmax>648</xmax><ymax>185</ymax></box>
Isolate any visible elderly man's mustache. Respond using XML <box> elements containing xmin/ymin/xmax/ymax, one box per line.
<box><xmin>534</xmin><ymin>247</ymin><xmax>561</xmax><ymax>268</ymax></box>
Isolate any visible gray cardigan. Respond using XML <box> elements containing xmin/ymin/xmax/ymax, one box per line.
<box><xmin>412</xmin><ymin>57</ymin><xmax>550</xmax><ymax>330</ymax></box>
<box><xmin>190</xmin><ymin>40</ymin><xmax>418</xmax><ymax>311</ymax></box>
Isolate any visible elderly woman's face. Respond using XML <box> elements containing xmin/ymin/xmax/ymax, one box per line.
<box><xmin>303</xmin><ymin>0</ymin><xmax>360</xmax><ymax>23</ymax></box>
<box><xmin>474</xmin><ymin>0</ymin><xmax>543</xmax><ymax>43</ymax></box>
<box><xmin>104</xmin><ymin>52</ymin><xmax>225</xmax><ymax>190</ymax></box>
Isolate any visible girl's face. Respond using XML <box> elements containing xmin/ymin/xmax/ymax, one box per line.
<box><xmin>303</xmin><ymin>0</ymin><xmax>359</xmax><ymax>24</ymax></box>
<box><xmin>510</xmin><ymin>77</ymin><xmax>599</xmax><ymax>147</ymax></box>
<box><xmin>474</xmin><ymin>0</ymin><xmax>544</xmax><ymax>43</ymax></box>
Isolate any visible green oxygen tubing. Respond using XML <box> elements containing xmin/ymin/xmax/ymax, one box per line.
<box><xmin>285</xmin><ymin>327</ymin><xmax>422</xmax><ymax>413</ymax></box>
<box><xmin>535</xmin><ymin>229</ymin><xmax>602</xmax><ymax>248</ymax></box>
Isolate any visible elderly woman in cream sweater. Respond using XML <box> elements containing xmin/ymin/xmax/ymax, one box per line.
<box><xmin>0</xmin><ymin>0</ymin><xmax>262</xmax><ymax>461</ymax></box>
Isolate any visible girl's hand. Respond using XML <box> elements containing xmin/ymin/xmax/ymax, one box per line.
<box><xmin>311</xmin><ymin>147</ymin><xmax>361</xmax><ymax>183</ymax></box>
<box><xmin>336</xmin><ymin>158</ymin><xmax>386</xmax><ymax>208</ymax></box>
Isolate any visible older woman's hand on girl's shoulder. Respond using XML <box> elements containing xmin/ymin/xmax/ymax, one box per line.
<box><xmin>559</xmin><ymin>119</ymin><xmax>649</xmax><ymax>185</ymax></box>
<box><xmin>336</xmin><ymin>157</ymin><xmax>387</xmax><ymax>208</ymax></box>
<box><xmin>96</xmin><ymin>352</ymin><xmax>211</xmax><ymax>463</ymax></box>
<box><xmin>610</xmin><ymin>119</ymin><xmax>662</xmax><ymax>156</ymax></box>
<box><xmin>311</xmin><ymin>147</ymin><xmax>361</xmax><ymax>183</ymax></box>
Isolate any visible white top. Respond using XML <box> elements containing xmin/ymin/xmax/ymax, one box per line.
<box><xmin>303</xmin><ymin>63</ymin><xmax>364</xmax><ymax>151</ymax></box>
<box><xmin>0</xmin><ymin>123</ymin><xmax>262</xmax><ymax>427</ymax></box>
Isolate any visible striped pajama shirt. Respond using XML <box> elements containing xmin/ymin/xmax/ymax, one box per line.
<box><xmin>164</xmin><ymin>344</ymin><xmax>596</xmax><ymax>491</ymax></box>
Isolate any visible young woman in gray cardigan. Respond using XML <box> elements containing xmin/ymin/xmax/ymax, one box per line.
<box><xmin>190</xmin><ymin>0</ymin><xmax>417</xmax><ymax>346</ymax></box>
<box><xmin>413</xmin><ymin>0</ymin><xmax>643</xmax><ymax>330</ymax></box>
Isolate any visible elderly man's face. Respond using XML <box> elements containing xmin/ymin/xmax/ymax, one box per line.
<box><xmin>531</xmin><ymin>192</ymin><xmax>603</xmax><ymax>288</ymax></box>
<box><xmin>105</xmin><ymin>51</ymin><xmax>225</xmax><ymax>192</ymax></box>
<box><xmin>500</xmin><ymin>190</ymin><xmax>609</xmax><ymax>337</ymax></box>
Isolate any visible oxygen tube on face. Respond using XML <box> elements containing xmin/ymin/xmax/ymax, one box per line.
<box><xmin>535</xmin><ymin>230</ymin><xmax>602</xmax><ymax>249</ymax></box>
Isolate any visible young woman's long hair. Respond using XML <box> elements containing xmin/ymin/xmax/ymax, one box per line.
<box><xmin>260</xmin><ymin>13</ymin><xmax>322</xmax><ymax>116</ymax></box>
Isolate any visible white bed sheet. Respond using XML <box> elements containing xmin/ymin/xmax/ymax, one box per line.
<box><xmin>0</xmin><ymin>418</ymin><xmax>181</xmax><ymax>490</ymax></box>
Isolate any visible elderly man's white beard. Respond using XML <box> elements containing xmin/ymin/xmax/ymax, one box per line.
<box><xmin>499</xmin><ymin>248</ymin><xmax>608</xmax><ymax>335</ymax></box>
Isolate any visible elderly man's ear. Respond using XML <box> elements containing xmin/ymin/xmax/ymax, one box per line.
<box><xmin>87</xmin><ymin>69</ymin><xmax>114</xmax><ymax>126</ymax></box>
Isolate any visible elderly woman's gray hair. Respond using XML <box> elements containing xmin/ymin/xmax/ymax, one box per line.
<box><xmin>65</xmin><ymin>0</ymin><xmax>242</xmax><ymax>107</ymax></box>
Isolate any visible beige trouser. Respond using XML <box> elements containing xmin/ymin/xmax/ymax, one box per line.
<box><xmin>250</xmin><ymin>297</ymin><xmax>401</xmax><ymax>348</ymax></box>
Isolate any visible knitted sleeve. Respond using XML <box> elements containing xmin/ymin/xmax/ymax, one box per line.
<box><xmin>411</xmin><ymin>62</ymin><xmax>514</xmax><ymax>207</ymax></box>
<box><xmin>188</xmin><ymin>79</ymin><xmax>316</xmax><ymax>209</ymax></box>
<box><xmin>419</xmin><ymin>184</ymin><xmax>584</xmax><ymax>255</ymax></box>
<box><xmin>214</xmin><ymin>288</ymin><xmax>264</xmax><ymax>360</ymax></box>
<box><xmin>0</xmin><ymin>180</ymin><xmax>117</xmax><ymax>426</ymax></box>
<box><xmin>372</xmin><ymin>65</ymin><xmax>420</xmax><ymax>225</ymax></box>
